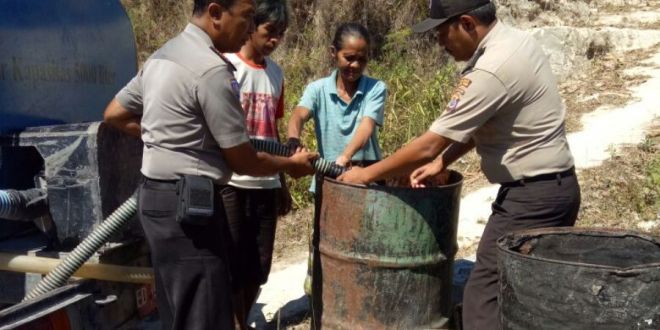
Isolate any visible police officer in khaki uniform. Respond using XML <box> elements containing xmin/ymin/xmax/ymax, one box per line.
<box><xmin>338</xmin><ymin>1</ymin><xmax>581</xmax><ymax>329</ymax></box>
<box><xmin>103</xmin><ymin>0</ymin><xmax>317</xmax><ymax>329</ymax></box>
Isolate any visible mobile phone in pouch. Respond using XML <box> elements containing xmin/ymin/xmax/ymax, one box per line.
<box><xmin>177</xmin><ymin>175</ymin><xmax>214</xmax><ymax>226</ymax></box>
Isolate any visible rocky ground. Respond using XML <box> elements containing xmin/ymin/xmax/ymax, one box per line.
<box><xmin>251</xmin><ymin>0</ymin><xmax>660</xmax><ymax>328</ymax></box>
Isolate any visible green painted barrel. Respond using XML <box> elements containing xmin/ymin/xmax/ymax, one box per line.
<box><xmin>310</xmin><ymin>172</ymin><xmax>463</xmax><ymax>329</ymax></box>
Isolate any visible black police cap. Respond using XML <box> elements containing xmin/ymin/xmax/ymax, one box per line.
<box><xmin>412</xmin><ymin>0</ymin><xmax>491</xmax><ymax>33</ymax></box>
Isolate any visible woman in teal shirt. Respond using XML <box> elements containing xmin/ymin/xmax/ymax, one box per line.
<box><xmin>287</xmin><ymin>22</ymin><xmax>387</xmax><ymax>295</ymax></box>
<box><xmin>287</xmin><ymin>22</ymin><xmax>387</xmax><ymax>188</ymax></box>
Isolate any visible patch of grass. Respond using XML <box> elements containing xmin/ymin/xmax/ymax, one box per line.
<box><xmin>369</xmin><ymin>45</ymin><xmax>458</xmax><ymax>155</ymax></box>
<box><xmin>272</xmin><ymin>206</ymin><xmax>312</xmax><ymax>261</ymax></box>
<box><xmin>120</xmin><ymin>0</ymin><xmax>193</xmax><ymax>65</ymax></box>
<box><xmin>577</xmin><ymin>129</ymin><xmax>660</xmax><ymax>236</ymax></box>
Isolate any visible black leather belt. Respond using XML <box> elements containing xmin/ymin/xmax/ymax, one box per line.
<box><xmin>142</xmin><ymin>175</ymin><xmax>178</xmax><ymax>184</ymax></box>
<box><xmin>501</xmin><ymin>167</ymin><xmax>575</xmax><ymax>187</ymax></box>
<box><xmin>142</xmin><ymin>176</ymin><xmax>178</xmax><ymax>183</ymax></box>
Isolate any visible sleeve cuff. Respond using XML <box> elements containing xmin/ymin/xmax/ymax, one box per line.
<box><xmin>429</xmin><ymin>125</ymin><xmax>472</xmax><ymax>144</ymax></box>
<box><xmin>363</xmin><ymin>113</ymin><xmax>383</xmax><ymax>126</ymax></box>
<box><xmin>214</xmin><ymin>132</ymin><xmax>250</xmax><ymax>149</ymax></box>
<box><xmin>297</xmin><ymin>103</ymin><xmax>314</xmax><ymax>114</ymax></box>
<box><xmin>115</xmin><ymin>92</ymin><xmax>143</xmax><ymax>115</ymax></box>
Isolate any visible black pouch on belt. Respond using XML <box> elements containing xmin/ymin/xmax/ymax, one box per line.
<box><xmin>176</xmin><ymin>175</ymin><xmax>214</xmax><ymax>226</ymax></box>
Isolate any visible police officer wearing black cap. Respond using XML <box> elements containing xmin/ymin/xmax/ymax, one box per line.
<box><xmin>338</xmin><ymin>1</ymin><xmax>580</xmax><ymax>329</ymax></box>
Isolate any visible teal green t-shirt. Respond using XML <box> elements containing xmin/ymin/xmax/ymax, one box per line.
<box><xmin>298</xmin><ymin>70</ymin><xmax>387</xmax><ymax>191</ymax></box>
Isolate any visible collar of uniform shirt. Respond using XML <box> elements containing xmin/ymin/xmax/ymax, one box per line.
<box><xmin>462</xmin><ymin>47</ymin><xmax>485</xmax><ymax>75</ymax></box>
<box><xmin>461</xmin><ymin>21</ymin><xmax>502</xmax><ymax>74</ymax></box>
<box><xmin>209</xmin><ymin>46</ymin><xmax>237</xmax><ymax>72</ymax></box>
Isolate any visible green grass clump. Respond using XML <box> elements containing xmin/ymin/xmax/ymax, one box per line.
<box><xmin>370</xmin><ymin>58</ymin><xmax>457</xmax><ymax>155</ymax></box>
<box><xmin>636</xmin><ymin>140</ymin><xmax>660</xmax><ymax>219</ymax></box>
<box><xmin>120</xmin><ymin>0</ymin><xmax>192</xmax><ymax>65</ymax></box>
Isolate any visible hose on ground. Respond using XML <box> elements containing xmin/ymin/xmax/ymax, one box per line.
<box><xmin>23</xmin><ymin>191</ymin><xmax>138</xmax><ymax>301</ymax></box>
<box><xmin>250</xmin><ymin>139</ymin><xmax>346</xmax><ymax>178</ymax></box>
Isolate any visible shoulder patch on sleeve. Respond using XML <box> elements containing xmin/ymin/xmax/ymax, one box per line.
<box><xmin>458</xmin><ymin>78</ymin><xmax>472</xmax><ymax>88</ymax></box>
<box><xmin>445</xmin><ymin>78</ymin><xmax>472</xmax><ymax>113</ymax></box>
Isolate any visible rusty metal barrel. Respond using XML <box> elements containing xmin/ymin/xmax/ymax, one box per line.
<box><xmin>498</xmin><ymin>228</ymin><xmax>660</xmax><ymax>330</ymax></box>
<box><xmin>311</xmin><ymin>172</ymin><xmax>463</xmax><ymax>329</ymax></box>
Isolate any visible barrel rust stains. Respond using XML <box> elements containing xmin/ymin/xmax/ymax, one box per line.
<box><xmin>313</xmin><ymin>175</ymin><xmax>463</xmax><ymax>329</ymax></box>
<box><xmin>319</xmin><ymin>180</ymin><xmax>368</xmax><ymax>247</ymax></box>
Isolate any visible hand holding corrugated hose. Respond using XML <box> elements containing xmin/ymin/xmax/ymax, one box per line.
<box><xmin>250</xmin><ymin>139</ymin><xmax>347</xmax><ymax>178</ymax></box>
<box><xmin>24</xmin><ymin>139</ymin><xmax>344</xmax><ymax>301</ymax></box>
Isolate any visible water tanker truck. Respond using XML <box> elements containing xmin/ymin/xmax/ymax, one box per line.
<box><xmin>0</xmin><ymin>1</ymin><xmax>159</xmax><ymax>328</ymax></box>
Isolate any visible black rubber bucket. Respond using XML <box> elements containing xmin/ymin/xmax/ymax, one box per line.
<box><xmin>498</xmin><ymin>227</ymin><xmax>660</xmax><ymax>330</ymax></box>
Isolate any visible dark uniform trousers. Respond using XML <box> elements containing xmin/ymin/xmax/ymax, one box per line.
<box><xmin>221</xmin><ymin>186</ymin><xmax>279</xmax><ymax>288</ymax></box>
<box><xmin>138</xmin><ymin>177</ymin><xmax>234</xmax><ymax>330</ymax></box>
<box><xmin>462</xmin><ymin>168</ymin><xmax>581</xmax><ymax>330</ymax></box>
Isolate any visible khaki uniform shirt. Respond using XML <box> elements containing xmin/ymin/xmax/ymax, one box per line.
<box><xmin>116</xmin><ymin>24</ymin><xmax>249</xmax><ymax>184</ymax></box>
<box><xmin>430</xmin><ymin>22</ymin><xmax>574</xmax><ymax>183</ymax></box>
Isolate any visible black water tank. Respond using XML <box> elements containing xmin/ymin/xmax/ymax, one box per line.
<box><xmin>498</xmin><ymin>227</ymin><xmax>660</xmax><ymax>330</ymax></box>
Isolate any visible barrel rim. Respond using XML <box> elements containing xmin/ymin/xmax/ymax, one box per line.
<box><xmin>496</xmin><ymin>227</ymin><xmax>660</xmax><ymax>271</ymax></box>
<box><xmin>326</xmin><ymin>170</ymin><xmax>464</xmax><ymax>191</ymax></box>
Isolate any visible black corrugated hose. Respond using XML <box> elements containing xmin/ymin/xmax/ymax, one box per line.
<box><xmin>24</xmin><ymin>140</ymin><xmax>344</xmax><ymax>300</ymax></box>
